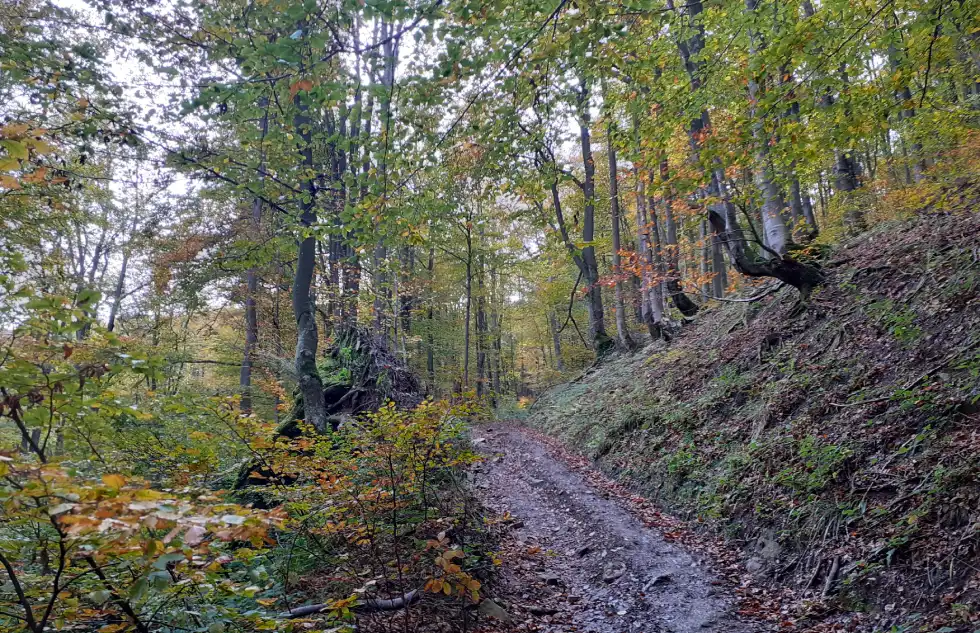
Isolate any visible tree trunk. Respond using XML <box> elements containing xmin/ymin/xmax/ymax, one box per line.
<box><xmin>887</xmin><ymin>23</ymin><xmax>925</xmax><ymax>183</ymax></box>
<box><xmin>372</xmin><ymin>19</ymin><xmax>399</xmax><ymax>344</ymax></box>
<box><xmin>426</xmin><ymin>246</ymin><xmax>436</xmax><ymax>394</ymax></box>
<box><xmin>670</xmin><ymin>0</ymin><xmax>823</xmax><ymax>299</ymax></box>
<box><xmin>777</xmin><ymin>69</ymin><xmax>818</xmax><ymax>239</ymax></box>
<box><xmin>291</xmin><ymin>51</ymin><xmax>328</xmax><ymax>434</ymax></box>
<box><xmin>803</xmin><ymin>1</ymin><xmax>865</xmax><ymax>232</ymax></box>
<box><xmin>746</xmin><ymin>0</ymin><xmax>791</xmax><ymax>256</ymax></box>
<box><xmin>711</xmin><ymin>230</ymin><xmax>727</xmax><ymax>298</ymax></box>
<box><xmin>576</xmin><ymin>79</ymin><xmax>611</xmax><ymax>353</ymax></box>
<box><xmin>106</xmin><ymin>248</ymin><xmax>129</xmax><ymax>333</ymax></box>
<box><xmin>635</xmin><ymin>171</ymin><xmax>665</xmax><ymax>340</ymax></box>
<box><xmin>463</xmin><ymin>234</ymin><xmax>472</xmax><ymax>389</ymax></box>
<box><xmin>607</xmin><ymin>124</ymin><xmax>633</xmax><ymax>351</ymax></box>
<box><xmin>490</xmin><ymin>266</ymin><xmax>502</xmax><ymax>403</ymax></box>
<box><xmin>658</xmin><ymin>157</ymin><xmax>699</xmax><ymax>316</ymax></box>
<box><xmin>699</xmin><ymin>220</ymin><xmax>711</xmax><ymax>299</ymax></box>
<box><xmin>548</xmin><ymin>311</ymin><xmax>564</xmax><ymax>370</ymax></box>
<box><xmin>240</xmin><ymin>103</ymin><xmax>269</xmax><ymax>414</ymax></box>
<box><xmin>476</xmin><ymin>250</ymin><xmax>487</xmax><ymax>398</ymax></box>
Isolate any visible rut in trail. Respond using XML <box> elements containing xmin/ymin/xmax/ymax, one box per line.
<box><xmin>472</xmin><ymin>424</ymin><xmax>766</xmax><ymax>633</ymax></box>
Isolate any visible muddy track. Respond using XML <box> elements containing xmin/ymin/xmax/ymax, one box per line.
<box><xmin>472</xmin><ymin>423</ymin><xmax>766</xmax><ymax>633</ymax></box>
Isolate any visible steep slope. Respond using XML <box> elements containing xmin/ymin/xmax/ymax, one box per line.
<box><xmin>524</xmin><ymin>188</ymin><xmax>980</xmax><ymax>631</ymax></box>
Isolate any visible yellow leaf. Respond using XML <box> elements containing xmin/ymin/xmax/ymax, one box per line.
<box><xmin>0</xmin><ymin>157</ymin><xmax>19</xmax><ymax>171</ymax></box>
<box><xmin>1</xmin><ymin>123</ymin><xmax>30</xmax><ymax>138</ymax></box>
<box><xmin>102</xmin><ymin>474</ymin><xmax>126</xmax><ymax>490</ymax></box>
<box><xmin>29</xmin><ymin>139</ymin><xmax>54</xmax><ymax>155</ymax></box>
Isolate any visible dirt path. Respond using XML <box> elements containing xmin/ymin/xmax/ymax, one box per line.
<box><xmin>472</xmin><ymin>423</ymin><xmax>766</xmax><ymax>633</ymax></box>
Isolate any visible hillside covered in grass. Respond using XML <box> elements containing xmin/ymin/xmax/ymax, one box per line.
<box><xmin>525</xmin><ymin>188</ymin><xmax>980</xmax><ymax>631</ymax></box>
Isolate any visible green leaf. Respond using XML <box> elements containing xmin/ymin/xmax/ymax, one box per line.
<box><xmin>152</xmin><ymin>552</ymin><xmax>186</xmax><ymax>570</ymax></box>
<box><xmin>86</xmin><ymin>590</ymin><xmax>112</xmax><ymax>604</ymax></box>
<box><xmin>128</xmin><ymin>575</ymin><xmax>149</xmax><ymax>601</ymax></box>
<box><xmin>1</xmin><ymin>140</ymin><xmax>28</xmax><ymax>161</ymax></box>
<box><xmin>76</xmin><ymin>288</ymin><xmax>101</xmax><ymax>305</ymax></box>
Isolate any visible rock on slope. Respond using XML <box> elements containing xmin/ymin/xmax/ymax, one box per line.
<box><xmin>526</xmin><ymin>190</ymin><xmax>980</xmax><ymax>631</ymax></box>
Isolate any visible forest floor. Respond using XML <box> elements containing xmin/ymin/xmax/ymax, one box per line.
<box><xmin>471</xmin><ymin>423</ymin><xmax>770</xmax><ymax>633</ymax></box>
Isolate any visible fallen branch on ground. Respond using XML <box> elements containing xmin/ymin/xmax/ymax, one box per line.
<box><xmin>280</xmin><ymin>589</ymin><xmax>420</xmax><ymax>618</ymax></box>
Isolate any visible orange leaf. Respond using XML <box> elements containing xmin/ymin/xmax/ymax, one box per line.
<box><xmin>0</xmin><ymin>175</ymin><xmax>21</xmax><ymax>190</ymax></box>
<box><xmin>289</xmin><ymin>79</ymin><xmax>313</xmax><ymax>97</ymax></box>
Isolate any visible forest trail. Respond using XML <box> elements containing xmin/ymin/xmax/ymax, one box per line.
<box><xmin>472</xmin><ymin>423</ymin><xmax>764</xmax><ymax>633</ymax></box>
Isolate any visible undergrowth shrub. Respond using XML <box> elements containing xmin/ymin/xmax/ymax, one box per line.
<box><xmin>0</xmin><ymin>287</ymin><xmax>488</xmax><ymax>632</ymax></box>
<box><xmin>231</xmin><ymin>396</ymin><xmax>490</xmax><ymax>631</ymax></box>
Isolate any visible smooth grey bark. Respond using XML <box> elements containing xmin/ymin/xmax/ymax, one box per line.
<box><xmin>607</xmin><ymin>124</ymin><xmax>633</xmax><ymax>350</ymax></box>
<box><xmin>240</xmin><ymin>102</ymin><xmax>269</xmax><ymax>414</ymax></box>
<box><xmin>426</xmin><ymin>246</ymin><xmax>436</xmax><ymax>393</ymax></box>
<box><xmin>291</xmin><ymin>46</ymin><xmax>328</xmax><ymax>434</ymax></box>
<box><xmin>698</xmin><ymin>220</ymin><xmax>710</xmax><ymax>299</ymax></box>
<box><xmin>635</xmin><ymin>171</ymin><xmax>665</xmax><ymax>339</ymax></box>
<box><xmin>463</xmin><ymin>225</ymin><xmax>472</xmax><ymax>388</ymax></box>
<box><xmin>476</xmin><ymin>238</ymin><xmax>487</xmax><ymax>397</ymax></box>
<box><xmin>746</xmin><ymin>0</ymin><xmax>791</xmax><ymax>256</ymax></box>
<box><xmin>575</xmin><ymin>80</ymin><xmax>610</xmax><ymax>352</ymax></box>
<box><xmin>648</xmin><ymin>193</ymin><xmax>674</xmax><ymax>331</ymax></box>
<box><xmin>754</xmin><ymin>162</ymin><xmax>790</xmax><ymax>254</ymax></box>
<box><xmin>789</xmin><ymin>174</ymin><xmax>818</xmax><ymax>236</ymax></box>
<box><xmin>711</xmin><ymin>231</ymin><xmax>727</xmax><ymax>298</ymax></box>
<box><xmin>666</xmin><ymin>0</ymin><xmax>824</xmax><ymax>296</ymax></box>
<box><xmin>70</xmin><ymin>208</ymin><xmax>112</xmax><ymax>340</ymax></box>
<box><xmin>372</xmin><ymin>19</ymin><xmax>399</xmax><ymax>341</ymax></box>
<box><xmin>106</xmin><ymin>247</ymin><xmax>129</xmax><ymax>333</ymax></box>
<box><xmin>490</xmin><ymin>266</ymin><xmax>502</xmax><ymax>401</ymax></box>
<box><xmin>669</xmin><ymin>0</ymin><xmax>751</xmax><ymax>303</ymax></box>
<box><xmin>802</xmin><ymin>193</ymin><xmax>817</xmax><ymax>228</ymax></box>
<box><xmin>548</xmin><ymin>311</ymin><xmax>565</xmax><ymax>370</ymax></box>
<box><xmin>777</xmin><ymin>67</ymin><xmax>819</xmax><ymax>238</ymax></box>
